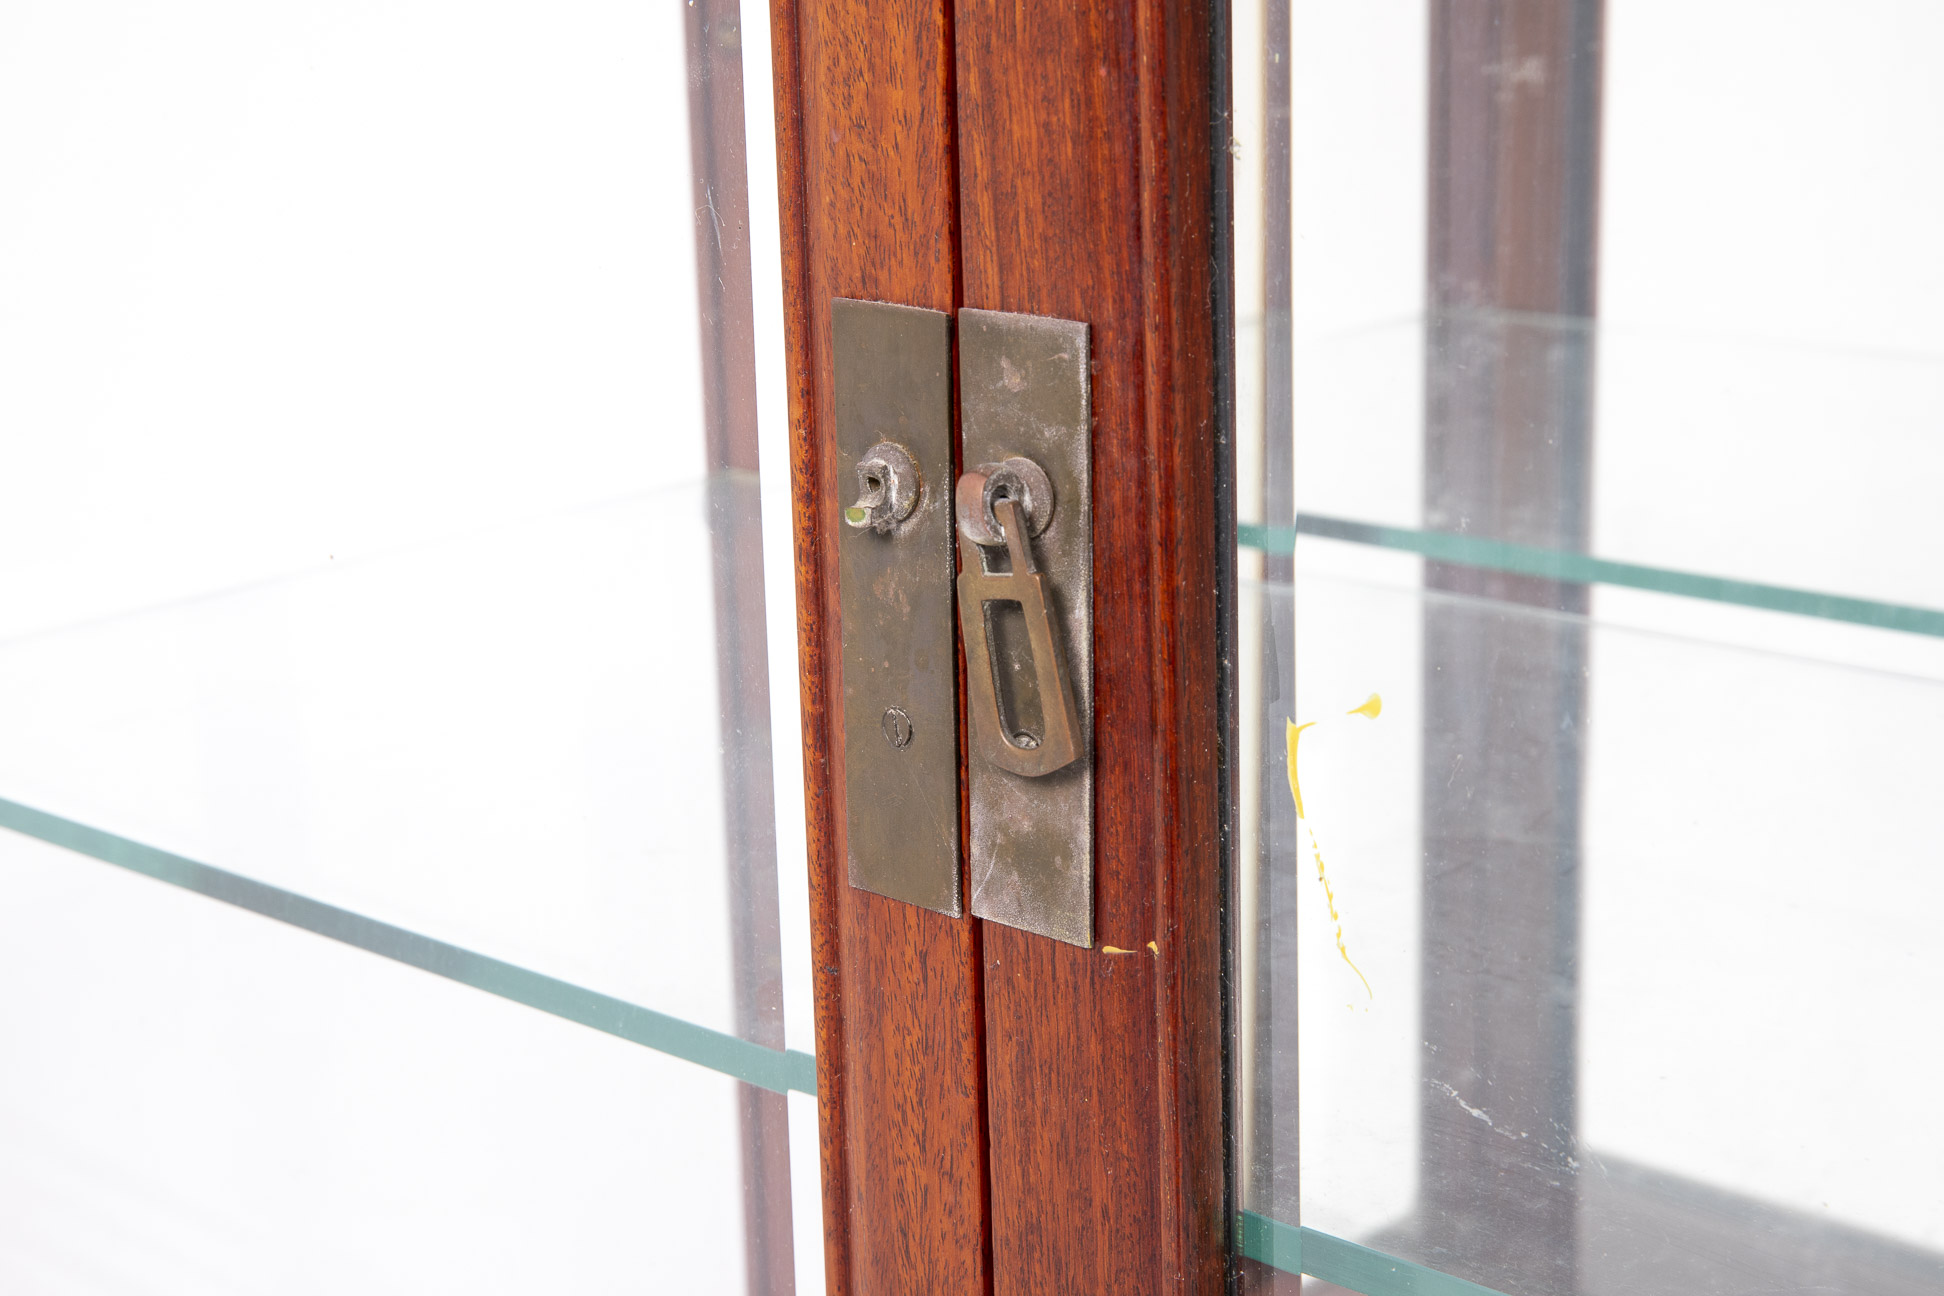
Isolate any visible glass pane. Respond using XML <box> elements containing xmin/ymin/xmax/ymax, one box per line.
<box><xmin>0</xmin><ymin>829</ymin><xmax>749</xmax><ymax>1292</ymax></box>
<box><xmin>0</xmin><ymin>2</ymin><xmax>818</xmax><ymax>1290</ymax></box>
<box><xmin>0</xmin><ymin>485</ymin><xmax>755</xmax><ymax>1034</ymax></box>
<box><xmin>1231</xmin><ymin>3</ymin><xmax>1944</xmax><ymax>1293</ymax></box>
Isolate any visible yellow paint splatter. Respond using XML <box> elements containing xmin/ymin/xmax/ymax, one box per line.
<box><xmin>1285</xmin><ymin>694</ymin><xmax>1383</xmax><ymax>1001</ymax></box>
<box><xmin>1306</xmin><ymin>824</ymin><xmax>1372</xmax><ymax>999</ymax></box>
<box><xmin>1285</xmin><ymin>719</ymin><xmax>1317</xmax><ymax>817</ymax></box>
<box><xmin>1101</xmin><ymin>945</ymin><xmax>1137</xmax><ymax>955</ymax></box>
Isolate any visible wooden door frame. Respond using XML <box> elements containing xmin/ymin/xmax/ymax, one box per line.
<box><xmin>767</xmin><ymin>0</ymin><xmax>1235</xmax><ymax>1291</ymax></box>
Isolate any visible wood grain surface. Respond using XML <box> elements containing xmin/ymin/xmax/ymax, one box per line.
<box><xmin>956</xmin><ymin>0</ymin><xmax>1227</xmax><ymax>1292</ymax></box>
<box><xmin>768</xmin><ymin>0</ymin><xmax>991</xmax><ymax>1292</ymax></box>
<box><xmin>772</xmin><ymin>0</ymin><xmax>1227</xmax><ymax>1289</ymax></box>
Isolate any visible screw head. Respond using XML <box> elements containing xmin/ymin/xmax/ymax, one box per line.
<box><xmin>881</xmin><ymin>707</ymin><xmax>914</xmax><ymax>749</ymax></box>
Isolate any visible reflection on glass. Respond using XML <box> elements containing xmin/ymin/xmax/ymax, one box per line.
<box><xmin>0</xmin><ymin>829</ymin><xmax>753</xmax><ymax>1291</ymax></box>
<box><xmin>1245</xmin><ymin>568</ymin><xmax>1944</xmax><ymax>1296</ymax></box>
<box><xmin>1233</xmin><ymin>2</ymin><xmax>1944</xmax><ymax>1294</ymax></box>
<box><xmin>0</xmin><ymin>1</ymin><xmax>812</xmax><ymax>1291</ymax></box>
<box><xmin>0</xmin><ymin>488</ymin><xmax>758</xmax><ymax>1034</ymax></box>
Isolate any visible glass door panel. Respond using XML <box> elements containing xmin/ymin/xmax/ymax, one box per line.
<box><xmin>0</xmin><ymin>494</ymin><xmax>767</xmax><ymax>1034</ymax></box>
<box><xmin>1232</xmin><ymin>2</ymin><xmax>1944</xmax><ymax>1293</ymax></box>
<box><xmin>0</xmin><ymin>829</ymin><xmax>752</xmax><ymax>1291</ymax></box>
<box><xmin>0</xmin><ymin>2</ymin><xmax>820</xmax><ymax>1290</ymax></box>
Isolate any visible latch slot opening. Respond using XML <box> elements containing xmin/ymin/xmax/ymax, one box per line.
<box><xmin>982</xmin><ymin>598</ymin><xmax>1047</xmax><ymax>750</ymax></box>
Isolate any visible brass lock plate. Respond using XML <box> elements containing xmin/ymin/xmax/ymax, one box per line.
<box><xmin>833</xmin><ymin>298</ymin><xmax>961</xmax><ymax>915</ymax></box>
<box><xmin>958</xmin><ymin>308</ymin><xmax>1093</xmax><ymax>947</ymax></box>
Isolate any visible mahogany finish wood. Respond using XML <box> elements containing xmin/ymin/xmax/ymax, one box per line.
<box><xmin>768</xmin><ymin>1</ymin><xmax>990</xmax><ymax>1293</ymax></box>
<box><xmin>772</xmin><ymin>0</ymin><xmax>1228</xmax><ymax>1289</ymax></box>
<box><xmin>956</xmin><ymin>0</ymin><xmax>1227</xmax><ymax>1291</ymax></box>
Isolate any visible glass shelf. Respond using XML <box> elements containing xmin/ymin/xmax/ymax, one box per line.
<box><xmin>0</xmin><ymin>827</ymin><xmax>769</xmax><ymax>1292</ymax></box>
<box><xmin>0</xmin><ymin>486</ymin><xmax>793</xmax><ymax>1047</ymax></box>
<box><xmin>1236</xmin><ymin>561</ymin><xmax>1944</xmax><ymax>1294</ymax></box>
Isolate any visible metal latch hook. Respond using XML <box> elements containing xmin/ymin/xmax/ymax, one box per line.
<box><xmin>956</xmin><ymin>464</ymin><xmax>1082</xmax><ymax>778</ymax></box>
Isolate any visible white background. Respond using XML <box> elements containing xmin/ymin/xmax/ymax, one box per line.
<box><xmin>0</xmin><ymin>1</ymin><xmax>821</xmax><ymax>1289</ymax></box>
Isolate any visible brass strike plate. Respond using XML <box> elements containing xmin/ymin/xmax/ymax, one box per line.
<box><xmin>833</xmin><ymin>298</ymin><xmax>962</xmax><ymax>916</ymax></box>
<box><xmin>958</xmin><ymin>308</ymin><xmax>1093</xmax><ymax>947</ymax></box>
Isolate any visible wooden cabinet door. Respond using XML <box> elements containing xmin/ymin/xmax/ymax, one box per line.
<box><xmin>768</xmin><ymin>0</ymin><xmax>1234</xmax><ymax>1291</ymax></box>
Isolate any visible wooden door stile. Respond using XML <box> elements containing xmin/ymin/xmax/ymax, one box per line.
<box><xmin>768</xmin><ymin>0</ymin><xmax>992</xmax><ymax>1292</ymax></box>
<box><xmin>955</xmin><ymin>0</ymin><xmax>1228</xmax><ymax>1292</ymax></box>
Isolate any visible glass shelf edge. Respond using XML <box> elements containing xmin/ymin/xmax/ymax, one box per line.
<box><xmin>1238</xmin><ymin>1212</ymin><xmax>1513</xmax><ymax>1296</ymax></box>
<box><xmin>0</xmin><ymin>795</ymin><xmax>816</xmax><ymax>1098</ymax></box>
<box><xmin>1238</xmin><ymin>515</ymin><xmax>1944</xmax><ymax>638</ymax></box>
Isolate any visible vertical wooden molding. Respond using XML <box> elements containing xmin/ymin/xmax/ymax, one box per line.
<box><xmin>762</xmin><ymin>2</ymin><xmax>847</xmax><ymax>1290</ymax></box>
<box><xmin>769</xmin><ymin>0</ymin><xmax>991</xmax><ymax>1292</ymax></box>
<box><xmin>763</xmin><ymin>0</ymin><xmax>850</xmax><ymax>1290</ymax></box>
<box><xmin>956</xmin><ymin>0</ymin><xmax>1226</xmax><ymax>1290</ymax></box>
<box><xmin>1140</xmin><ymin>0</ymin><xmax>1226</xmax><ymax>1289</ymax></box>
<box><xmin>777</xmin><ymin>0</ymin><xmax>1223</xmax><ymax>1286</ymax></box>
